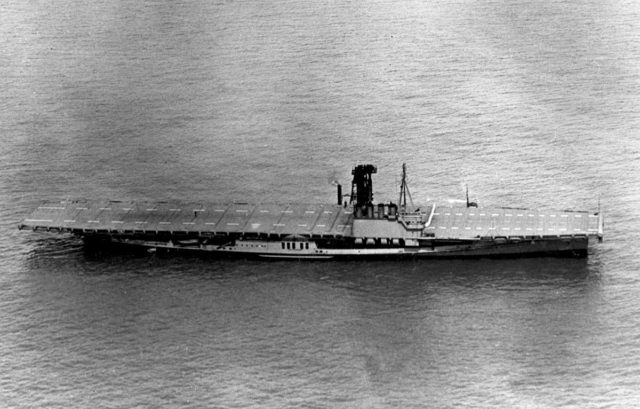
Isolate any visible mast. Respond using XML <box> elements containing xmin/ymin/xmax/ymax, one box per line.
<box><xmin>398</xmin><ymin>163</ymin><xmax>413</xmax><ymax>212</ymax></box>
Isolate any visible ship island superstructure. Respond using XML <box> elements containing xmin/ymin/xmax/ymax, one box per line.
<box><xmin>19</xmin><ymin>164</ymin><xmax>604</xmax><ymax>259</ymax></box>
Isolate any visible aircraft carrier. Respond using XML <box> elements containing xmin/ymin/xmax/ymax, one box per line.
<box><xmin>18</xmin><ymin>164</ymin><xmax>604</xmax><ymax>259</ymax></box>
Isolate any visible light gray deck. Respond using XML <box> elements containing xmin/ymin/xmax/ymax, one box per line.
<box><xmin>19</xmin><ymin>200</ymin><xmax>601</xmax><ymax>240</ymax></box>
<box><xmin>19</xmin><ymin>200</ymin><xmax>354</xmax><ymax>237</ymax></box>
<box><xmin>425</xmin><ymin>206</ymin><xmax>600</xmax><ymax>239</ymax></box>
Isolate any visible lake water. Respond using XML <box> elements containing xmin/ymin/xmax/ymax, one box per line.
<box><xmin>1</xmin><ymin>0</ymin><xmax>639</xmax><ymax>407</ymax></box>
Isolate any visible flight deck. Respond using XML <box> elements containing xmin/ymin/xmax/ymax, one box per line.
<box><xmin>19</xmin><ymin>199</ymin><xmax>601</xmax><ymax>241</ymax></box>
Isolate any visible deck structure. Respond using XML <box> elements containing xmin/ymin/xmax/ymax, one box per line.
<box><xmin>18</xmin><ymin>164</ymin><xmax>604</xmax><ymax>258</ymax></box>
<box><xmin>427</xmin><ymin>207</ymin><xmax>601</xmax><ymax>240</ymax></box>
<box><xmin>19</xmin><ymin>200</ymin><xmax>354</xmax><ymax>238</ymax></box>
<box><xmin>19</xmin><ymin>200</ymin><xmax>601</xmax><ymax>242</ymax></box>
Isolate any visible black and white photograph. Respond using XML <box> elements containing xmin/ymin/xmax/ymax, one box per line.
<box><xmin>1</xmin><ymin>0</ymin><xmax>639</xmax><ymax>407</ymax></box>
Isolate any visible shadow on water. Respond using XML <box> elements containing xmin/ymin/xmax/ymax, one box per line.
<box><xmin>22</xmin><ymin>235</ymin><xmax>601</xmax><ymax>282</ymax></box>
<box><xmin>20</xmin><ymin>235</ymin><xmax>604</xmax><ymax>326</ymax></box>
<box><xmin>319</xmin><ymin>257</ymin><xmax>599</xmax><ymax>294</ymax></box>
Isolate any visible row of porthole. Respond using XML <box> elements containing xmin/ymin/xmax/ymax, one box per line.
<box><xmin>281</xmin><ymin>242</ymin><xmax>310</xmax><ymax>250</ymax></box>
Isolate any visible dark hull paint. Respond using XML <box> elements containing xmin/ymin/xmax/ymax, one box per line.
<box><xmin>82</xmin><ymin>234</ymin><xmax>590</xmax><ymax>260</ymax></box>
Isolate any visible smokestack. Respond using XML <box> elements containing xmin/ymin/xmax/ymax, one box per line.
<box><xmin>337</xmin><ymin>184</ymin><xmax>342</xmax><ymax>205</ymax></box>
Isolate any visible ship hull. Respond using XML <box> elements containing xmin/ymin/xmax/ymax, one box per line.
<box><xmin>18</xmin><ymin>163</ymin><xmax>603</xmax><ymax>260</ymax></box>
<box><xmin>86</xmin><ymin>234</ymin><xmax>590</xmax><ymax>259</ymax></box>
